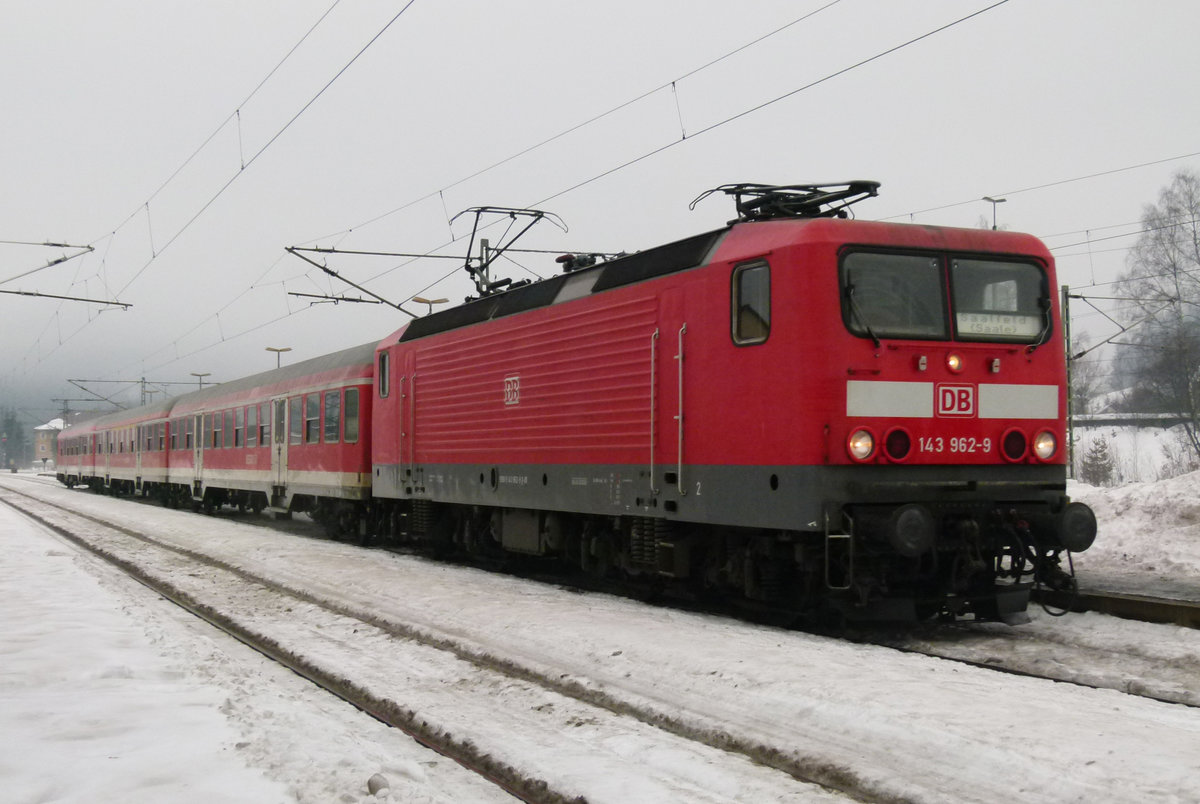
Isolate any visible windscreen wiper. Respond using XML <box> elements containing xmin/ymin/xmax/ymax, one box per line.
<box><xmin>1025</xmin><ymin>296</ymin><xmax>1053</xmax><ymax>353</ymax></box>
<box><xmin>845</xmin><ymin>282</ymin><xmax>881</xmax><ymax>349</ymax></box>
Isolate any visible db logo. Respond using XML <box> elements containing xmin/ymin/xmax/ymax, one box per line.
<box><xmin>503</xmin><ymin>375</ymin><xmax>520</xmax><ymax>406</ymax></box>
<box><xmin>936</xmin><ymin>383</ymin><xmax>975</xmax><ymax>417</ymax></box>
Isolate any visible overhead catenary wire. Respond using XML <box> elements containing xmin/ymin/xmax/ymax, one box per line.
<box><xmin>530</xmin><ymin>1</ymin><xmax>1012</xmax><ymax>209</ymax></box>
<box><xmin>10</xmin><ymin>0</ymin><xmax>352</xmax><ymax>381</ymax></box>
<box><xmin>114</xmin><ymin>0</ymin><xmax>418</xmax><ymax>298</ymax></box>
<box><xmin>102</xmin><ymin>0</ymin><xmax>346</xmax><ymax>240</ymax></box>
<box><xmin>300</xmin><ymin>0</ymin><xmax>846</xmax><ymax>245</ymax></box>
<box><xmin>881</xmin><ymin>150</ymin><xmax>1200</xmax><ymax>222</ymax></box>
<box><xmin>108</xmin><ymin>0</ymin><xmax>859</xmax><ymax>376</ymax></box>
<box><xmin>357</xmin><ymin>1</ymin><xmax>1014</xmax><ymax>290</ymax></box>
<box><xmin>14</xmin><ymin>1</ymin><xmax>420</xmax><ymax>385</ymax></box>
<box><xmin>112</xmin><ymin>0</ymin><xmax>1020</xmax><ymax>380</ymax></box>
<box><xmin>24</xmin><ymin>0</ymin><xmax>1190</xmax><ymax>403</ymax></box>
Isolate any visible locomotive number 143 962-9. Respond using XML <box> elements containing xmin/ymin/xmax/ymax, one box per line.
<box><xmin>918</xmin><ymin>435</ymin><xmax>993</xmax><ymax>454</ymax></box>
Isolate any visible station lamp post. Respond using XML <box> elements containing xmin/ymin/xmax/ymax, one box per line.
<box><xmin>982</xmin><ymin>196</ymin><xmax>1007</xmax><ymax>230</ymax></box>
<box><xmin>412</xmin><ymin>296</ymin><xmax>449</xmax><ymax>315</ymax></box>
<box><xmin>266</xmin><ymin>346</ymin><xmax>292</xmax><ymax>368</ymax></box>
<box><xmin>190</xmin><ymin>372</ymin><xmax>210</xmax><ymax>390</ymax></box>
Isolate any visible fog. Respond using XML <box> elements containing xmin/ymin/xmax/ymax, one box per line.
<box><xmin>3</xmin><ymin>1</ymin><xmax>1197</xmax><ymax>422</ymax></box>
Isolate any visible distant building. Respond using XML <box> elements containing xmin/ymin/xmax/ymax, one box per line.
<box><xmin>34</xmin><ymin>418</ymin><xmax>63</xmax><ymax>471</ymax></box>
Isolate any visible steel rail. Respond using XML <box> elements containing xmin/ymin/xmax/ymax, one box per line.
<box><xmin>0</xmin><ymin>489</ymin><xmax>560</xmax><ymax>804</ymax></box>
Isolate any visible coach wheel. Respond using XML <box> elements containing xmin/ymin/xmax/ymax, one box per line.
<box><xmin>336</xmin><ymin>508</ymin><xmax>361</xmax><ymax>542</ymax></box>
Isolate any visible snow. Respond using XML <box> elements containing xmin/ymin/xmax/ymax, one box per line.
<box><xmin>0</xmin><ymin>481</ymin><xmax>510</xmax><ymax>803</ymax></box>
<box><xmin>1073</xmin><ymin>423</ymin><xmax>1198</xmax><ymax>486</ymax></box>
<box><xmin>1070</xmin><ymin>470</ymin><xmax>1200</xmax><ymax>601</ymax></box>
<box><xmin>3</xmin><ymin>469</ymin><xmax>1200</xmax><ymax>802</ymax></box>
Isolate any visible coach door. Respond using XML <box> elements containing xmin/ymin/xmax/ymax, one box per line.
<box><xmin>192</xmin><ymin>415</ymin><xmax>204</xmax><ymax>496</ymax></box>
<box><xmin>271</xmin><ymin>397</ymin><xmax>288</xmax><ymax>490</ymax></box>
<box><xmin>135</xmin><ymin>425</ymin><xmax>143</xmax><ymax>488</ymax></box>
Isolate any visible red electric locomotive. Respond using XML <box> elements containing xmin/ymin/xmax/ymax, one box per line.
<box><xmin>368</xmin><ymin>183</ymin><xmax>1095</xmax><ymax>620</ymax></box>
<box><xmin>56</xmin><ymin>183</ymin><xmax>1095</xmax><ymax>622</ymax></box>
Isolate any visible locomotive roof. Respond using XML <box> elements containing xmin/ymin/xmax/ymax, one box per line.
<box><xmin>389</xmin><ymin>211</ymin><xmax>1052</xmax><ymax>345</ymax></box>
<box><xmin>395</xmin><ymin>227</ymin><xmax>730</xmax><ymax>343</ymax></box>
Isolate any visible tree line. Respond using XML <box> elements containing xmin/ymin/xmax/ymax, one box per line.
<box><xmin>1071</xmin><ymin>168</ymin><xmax>1200</xmax><ymax>482</ymax></box>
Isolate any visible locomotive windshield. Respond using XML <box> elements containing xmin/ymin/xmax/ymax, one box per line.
<box><xmin>841</xmin><ymin>251</ymin><xmax>1047</xmax><ymax>344</ymax></box>
<box><xmin>842</xmin><ymin>253</ymin><xmax>948</xmax><ymax>340</ymax></box>
<box><xmin>950</xmin><ymin>258</ymin><xmax>1045</xmax><ymax>342</ymax></box>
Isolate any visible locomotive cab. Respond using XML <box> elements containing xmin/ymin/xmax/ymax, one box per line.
<box><xmin>816</xmin><ymin>224</ymin><xmax>1095</xmax><ymax>619</ymax></box>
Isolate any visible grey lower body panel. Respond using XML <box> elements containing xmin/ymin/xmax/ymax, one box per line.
<box><xmin>373</xmin><ymin>461</ymin><xmax>1068</xmax><ymax>531</ymax></box>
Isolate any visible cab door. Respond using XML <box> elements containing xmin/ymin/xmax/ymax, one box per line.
<box><xmin>656</xmin><ymin>287</ymin><xmax>687</xmax><ymax>499</ymax></box>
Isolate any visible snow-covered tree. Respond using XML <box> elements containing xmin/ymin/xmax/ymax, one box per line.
<box><xmin>1078</xmin><ymin>435</ymin><xmax>1114</xmax><ymax>486</ymax></box>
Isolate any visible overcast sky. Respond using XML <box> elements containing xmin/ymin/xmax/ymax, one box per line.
<box><xmin>2</xmin><ymin>0</ymin><xmax>1197</xmax><ymax>421</ymax></box>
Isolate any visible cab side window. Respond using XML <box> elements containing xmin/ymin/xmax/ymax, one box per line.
<box><xmin>378</xmin><ymin>352</ymin><xmax>390</xmax><ymax>398</ymax></box>
<box><xmin>732</xmin><ymin>261</ymin><xmax>770</xmax><ymax>345</ymax></box>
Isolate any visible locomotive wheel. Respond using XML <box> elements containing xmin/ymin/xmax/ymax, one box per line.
<box><xmin>584</xmin><ymin>531</ymin><xmax>615</xmax><ymax>579</ymax></box>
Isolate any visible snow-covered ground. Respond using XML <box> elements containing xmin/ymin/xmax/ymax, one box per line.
<box><xmin>1070</xmin><ymin>471</ymin><xmax>1200</xmax><ymax>600</ymax></box>
<box><xmin>0</xmin><ymin>484</ymin><xmax>508</xmax><ymax>804</ymax></box>
<box><xmin>3</xmin><ymin>470</ymin><xmax>1200</xmax><ymax>802</ymax></box>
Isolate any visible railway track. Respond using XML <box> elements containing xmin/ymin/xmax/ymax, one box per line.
<box><xmin>1034</xmin><ymin>588</ymin><xmax>1200</xmax><ymax>629</ymax></box>
<box><xmin>0</xmin><ymin>485</ymin><xmax>858</xmax><ymax>803</ymax></box>
<box><xmin>5</xmin><ymin>474</ymin><xmax>1200</xmax><ymax>802</ymax></box>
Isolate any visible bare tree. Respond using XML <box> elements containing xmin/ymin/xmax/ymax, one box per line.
<box><xmin>1068</xmin><ymin>333</ymin><xmax>1108</xmax><ymax>414</ymax></box>
<box><xmin>1113</xmin><ymin>169</ymin><xmax>1200</xmax><ymax>458</ymax></box>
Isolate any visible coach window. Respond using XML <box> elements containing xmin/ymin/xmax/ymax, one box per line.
<box><xmin>289</xmin><ymin>397</ymin><xmax>303</xmax><ymax>446</ymax></box>
<box><xmin>234</xmin><ymin>407</ymin><xmax>245</xmax><ymax>448</ymax></box>
<box><xmin>732</xmin><ymin>261</ymin><xmax>770</xmax><ymax>345</ymax></box>
<box><xmin>304</xmin><ymin>394</ymin><xmax>320</xmax><ymax>443</ymax></box>
<box><xmin>324</xmin><ymin>390</ymin><xmax>341</xmax><ymax>443</ymax></box>
<box><xmin>344</xmin><ymin>388</ymin><xmax>360</xmax><ymax>444</ymax></box>
<box><xmin>223</xmin><ymin>410</ymin><xmax>234</xmax><ymax>448</ymax></box>
<box><xmin>246</xmin><ymin>406</ymin><xmax>257</xmax><ymax>448</ymax></box>
<box><xmin>158</xmin><ymin>423</ymin><xmax>165</xmax><ymax>452</ymax></box>
<box><xmin>185</xmin><ymin>417</ymin><xmax>194</xmax><ymax>450</ymax></box>
<box><xmin>261</xmin><ymin>403</ymin><xmax>272</xmax><ymax>445</ymax></box>
<box><xmin>378</xmin><ymin>352</ymin><xmax>390</xmax><ymax>398</ymax></box>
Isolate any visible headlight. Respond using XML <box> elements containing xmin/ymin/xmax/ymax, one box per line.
<box><xmin>1001</xmin><ymin>428</ymin><xmax>1027</xmax><ymax>462</ymax></box>
<box><xmin>946</xmin><ymin>353</ymin><xmax>963</xmax><ymax>373</ymax></box>
<box><xmin>1033</xmin><ymin>430</ymin><xmax>1057</xmax><ymax>460</ymax></box>
<box><xmin>847</xmin><ymin>428</ymin><xmax>876</xmax><ymax>461</ymax></box>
